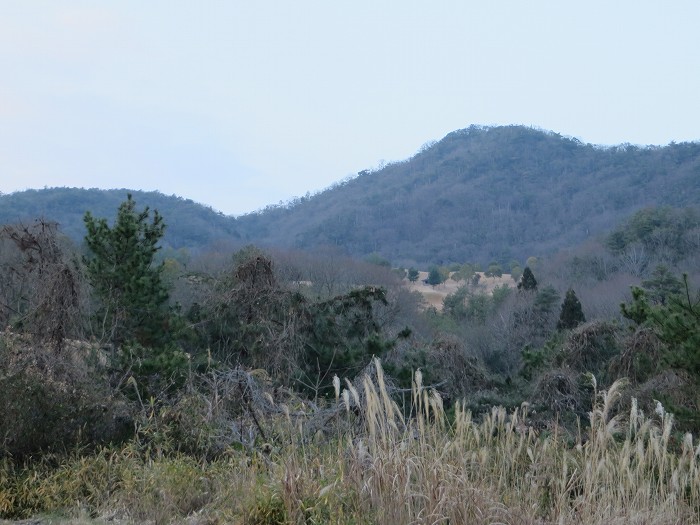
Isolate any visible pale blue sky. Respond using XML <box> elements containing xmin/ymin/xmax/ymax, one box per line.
<box><xmin>1</xmin><ymin>2</ymin><xmax>699</xmax><ymax>215</ymax></box>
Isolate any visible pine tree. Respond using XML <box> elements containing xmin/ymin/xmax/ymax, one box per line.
<box><xmin>641</xmin><ymin>265</ymin><xmax>683</xmax><ymax>305</ymax></box>
<box><xmin>426</xmin><ymin>266</ymin><xmax>443</xmax><ymax>286</ymax></box>
<box><xmin>518</xmin><ymin>266</ymin><xmax>538</xmax><ymax>291</ymax></box>
<box><xmin>624</xmin><ymin>273</ymin><xmax>700</xmax><ymax>374</ymax></box>
<box><xmin>621</xmin><ymin>273</ymin><xmax>700</xmax><ymax>430</ymax></box>
<box><xmin>83</xmin><ymin>194</ymin><xmax>170</xmax><ymax>348</ymax></box>
<box><xmin>557</xmin><ymin>288</ymin><xmax>586</xmax><ymax>330</ymax></box>
<box><xmin>655</xmin><ymin>274</ymin><xmax>700</xmax><ymax>375</ymax></box>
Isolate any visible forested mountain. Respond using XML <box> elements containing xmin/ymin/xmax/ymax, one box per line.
<box><xmin>236</xmin><ymin>125</ymin><xmax>700</xmax><ymax>265</ymax></box>
<box><xmin>2</xmin><ymin>126</ymin><xmax>699</xmax><ymax>264</ymax></box>
<box><xmin>0</xmin><ymin>188</ymin><xmax>240</xmax><ymax>253</ymax></box>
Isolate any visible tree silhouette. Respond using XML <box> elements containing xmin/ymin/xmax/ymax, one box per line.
<box><xmin>518</xmin><ymin>266</ymin><xmax>537</xmax><ymax>291</ymax></box>
<box><xmin>426</xmin><ymin>267</ymin><xmax>443</xmax><ymax>286</ymax></box>
<box><xmin>557</xmin><ymin>288</ymin><xmax>586</xmax><ymax>330</ymax></box>
<box><xmin>485</xmin><ymin>262</ymin><xmax>503</xmax><ymax>278</ymax></box>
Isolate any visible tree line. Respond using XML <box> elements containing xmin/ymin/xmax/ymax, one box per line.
<box><xmin>1</xmin><ymin>194</ymin><xmax>699</xmax><ymax>463</ymax></box>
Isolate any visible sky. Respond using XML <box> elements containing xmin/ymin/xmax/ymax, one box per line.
<box><xmin>1</xmin><ymin>2</ymin><xmax>699</xmax><ymax>216</ymax></box>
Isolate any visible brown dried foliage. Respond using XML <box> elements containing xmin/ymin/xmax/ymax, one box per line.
<box><xmin>0</xmin><ymin>220</ymin><xmax>84</xmax><ymax>352</ymax></box>
<box><xmin>560</xmin><ymin>320</ymin><xmax>618</xmax><ymax>372</ymax></box>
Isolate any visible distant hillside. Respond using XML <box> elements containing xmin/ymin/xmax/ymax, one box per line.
<box><xmin>2</xmin><ymin>126</ymin><xmax>699</xmax><ymax>265</ymax></box>
<box><xmin>0</xmin><ymin>188</ymin><xmax>240</xmax><ymax>253</ymax></box>
<box><xmin>235</xmin><ymin>125</ymin><xmax>700</xmax><ymax>265</ymax></box>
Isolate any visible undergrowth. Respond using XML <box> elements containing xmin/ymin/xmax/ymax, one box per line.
<box><xmin>2</xmin><ymin>359</ymin><xmax>699</xmax><ymax>524</ymax></box>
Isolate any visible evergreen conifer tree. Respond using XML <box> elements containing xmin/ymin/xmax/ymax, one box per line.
<box><xmin>641</xmin><ymin>265</ymin><xmax>683</xmax><ymax>305</ymax></box>
<box><xmin>426</xmin><ymin>267</ymin><xmax>443</xmax><ymax>286</ymax></box>
<box><xmin>557</xmin><ymin>288</ymin><xmax>586</xmax><ymax>330</ymax></box>
<box><xmin>83</xmin><ymin>194</ymin><xmax>170</xmax><ymax>348</ymax></box>
<box><xmin>518</xmin><ymin>266</ymin><xmax>538</xmax><ymax>291</ymax></box>
<box><xmin>622</xmin><ymin>274</ymin><xmax>700</xmax><ymax>374</ymax></box>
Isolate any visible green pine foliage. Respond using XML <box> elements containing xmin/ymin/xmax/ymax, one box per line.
<box><xmin>621</xmin><ymin>273</ymin><xmax>700</xmax><ymax>429</ymax></box>
<box><xmin>518</xmin><ymin>266</ymin><xmax>537</xmax><ymax>291</ymax></box>
<box><xmin>197</xmin><ymin>249</ymin><xmax>402</xmax><ymax>395</ymax></box>
<box><xmin>450</xmin><ymin>263</ymin><xmax>475</xmax><ymax>282</ymax></box>
<box><xmin>620</xmin><ymin>287</ymin><xmax>652</xmax><ymax>325</ymax></box>
<box><xmin>442</xmin><ymin>285</ymin><xmax>474</xmax><ymax>322</ymax></box>
<box><xmin>485</xmin><ymin>262</ymin><xmax>503</xmax><ymax>278</ymax></box>
<box><xmin>641</xmin><ymin>265</ymin><xmax>683</xmax><ymax>304</ymax></box>
<box><xmin>84</xmin><ymin>194</ymin><xmax>169</xmax><ymax>347</ymax></box>
<box><xmin>605</xmin><ymin>207</ymin><xmax>700</xmax><ymax>262</ymax></box>
<box><xmin>83</xmin><ymin>195</ymin><xmax>187</xmax><ymax>383</ymax></box>
<box><xmin>298</xmin><ymin>286</ymin><xmax>400</xmax><ymax>396</ymax></box>
<box><xmin>520</xmin><ymin>335</ymin><xmax>565</xmax><ymax>381</ymax></box>
<box><xmin>557</xmin><ymin>288</ymin><xmax>586</xmax><ymax>330</ymax></box>
<box><xmin>510</xmin><ymin>265</ymin><xmax>523</xmax><ymax>283</ymax></box>
<box><xmin>426</xmin><ymin>267</ymin><xmax>443</xmax><ymax>286</ymax></box>
<box><xmin>534</xmin><ymin>286</ymin><xmax>559</xmax><ymax>316</ymax></box>
<box><xmin>650</xmin><ymin>275</ymin><xmax>700</xmax><ymax>374</ymax></box>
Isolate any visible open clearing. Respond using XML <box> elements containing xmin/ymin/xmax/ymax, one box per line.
<box><xmin>405</xmin><ymin>271</ymin><xmax>515</xmax><ymax>310</ymax></box>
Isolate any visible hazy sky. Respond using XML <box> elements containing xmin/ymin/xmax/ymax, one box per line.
<box><xmin>1</xmin><ymin>2</ymin><xmax>699</xmax><ymax>216</ymax></box>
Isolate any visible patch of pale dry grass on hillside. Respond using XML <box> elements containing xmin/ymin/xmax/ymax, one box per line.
<box><xmin>407</xmin><ymin>271</ymin><xmax>514</xmax><ymax>310</ymax></box>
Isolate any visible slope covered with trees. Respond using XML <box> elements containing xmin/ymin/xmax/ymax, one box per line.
<box><xmin>0</xmin><ymin>188</ymin><xmax>240</xmax><ymax>254</ymax></box>
<box><xmin>2</xmin><ymin>126</ymin><xmax>698</xmax><ymax>267</ymax></box>
<box><xmin>2</xmin><ymin>195</ymin><xmax>700</xmax><ymax>523</ymax></box>
<box><xmin>236</xmin><ymin>125</ymin><xmax>700</xmax><ymax>265</ymax></box>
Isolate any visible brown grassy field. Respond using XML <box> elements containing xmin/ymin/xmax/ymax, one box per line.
<box><xmin>406</xmin><ymin>271</ymin><xmax>515</xmax><ymax>310</ymax></box>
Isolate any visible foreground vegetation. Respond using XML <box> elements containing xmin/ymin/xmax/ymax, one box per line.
<box><xmin>1</xmin><ymin>195</ymin><xmax>700</xmax><ymax>523</ymax></box>
<box><xmin>2</xmin><ymin>359</ymin><xmax>699</xmax><ymax>524</ymax></box>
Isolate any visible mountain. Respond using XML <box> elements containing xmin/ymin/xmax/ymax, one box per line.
<box><xmin>0</xmin><ymin>188</ymin><xmax>240</xmax><ymax>253</ymax></box>
<box><xmin>235</xmin><ymin>125</ymin><xmax>700</xmax><ymax>265</ymax></box>
<box><xmin>2</xmin><ymin>126</ymin><xmax>699</xmax><ymax>265</ymax></box>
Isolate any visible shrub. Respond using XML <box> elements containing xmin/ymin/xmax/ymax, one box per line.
<box><xmin>0</xmin><ymin>333</ymin><xmax>133</xmax><ymax>459</ymax></box>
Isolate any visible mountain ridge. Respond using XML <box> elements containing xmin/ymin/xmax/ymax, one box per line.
<box><xmin>0</xmin><ymin>187</ymin><xmax>240</xmax><ymax>253</ymax></box>
<box><xmin>235</xmin><ymin>125</ymin><xmax>700</xmax><ymax>264</ymax></box>
<box><xmin>1</xmin><ymin>125</ymin><xmax>698</xmax><ymax>263</ymax></box>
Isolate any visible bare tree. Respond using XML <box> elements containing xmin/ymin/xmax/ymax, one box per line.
<box><xmin>0</xmin><ymin>220</ymin><xmax>84</xmax><ymax>351</ymax></box>
<box><xmin>203</xmin><ymin>251</ymin><xmax>307</xmax><ymax>378</ymax></box>
<box><xmin>619</xmin><ymin>243</ymin><xmax>650</xmax><ymax>277</ymax></box>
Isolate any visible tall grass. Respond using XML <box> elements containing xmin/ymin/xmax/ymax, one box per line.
<box><xmin>2</xmin><ymin>358</ymin><xmax>699</xmax><ymax>524</ymax></box>
<box><xmin>344</xmin><ymin>363</ymin><xmax>699</xmax><ymax>523</ymax></box>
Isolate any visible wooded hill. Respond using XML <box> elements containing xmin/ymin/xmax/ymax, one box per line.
<box><xmin>0</xmin><ymin>188</ymin><xmax>240</xmax><ymax>254</ymax></box>
<box><xmin>1</xmin><ymin>125</ymin><xmax>699</xmax><ymax>264</ymax></box>
<box><xmin>236</xmin><ymin>125</ymin><xmax>700</xmax><ymax>265</ymax></box>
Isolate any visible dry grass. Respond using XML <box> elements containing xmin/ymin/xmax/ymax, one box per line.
<box><xmin>406</xmin><ymin>271</ymin><xmax>514</xmax><ymax>310</ymax></box>
<box><xmin>2</xmin><ymin>358</ymin><xmax>699</xmax><ymax>524</ymax></box>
